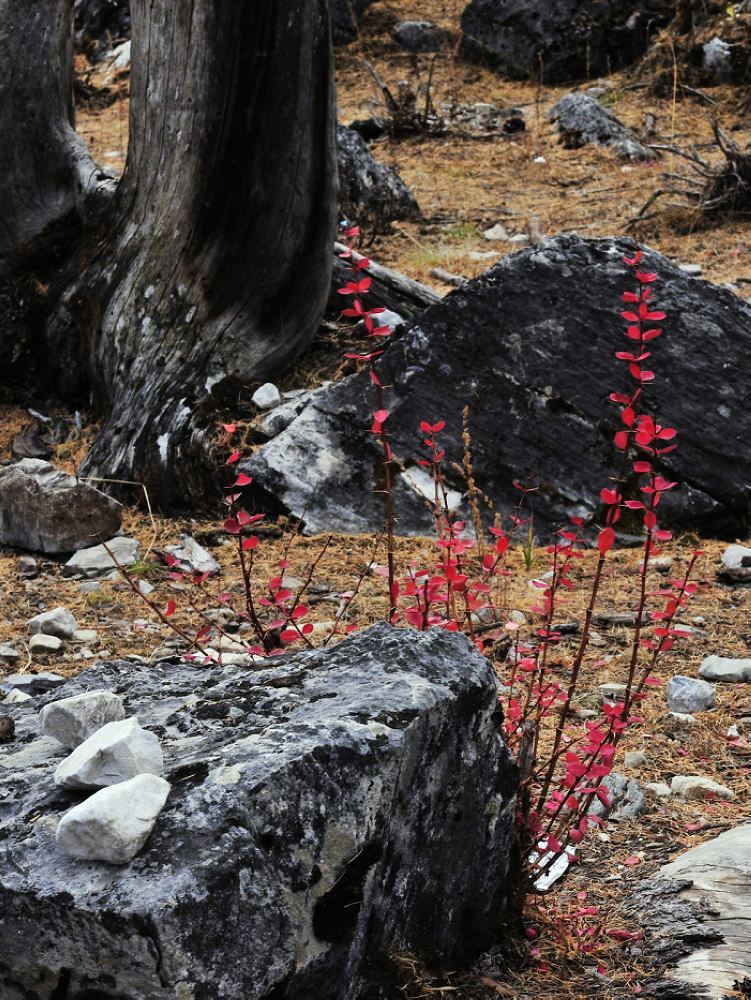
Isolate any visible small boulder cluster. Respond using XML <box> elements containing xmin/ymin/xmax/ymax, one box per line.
<box><xmin>40</xmin><ymin>691</ymin><xmax>170</xmax><ymax>864</ymax></box>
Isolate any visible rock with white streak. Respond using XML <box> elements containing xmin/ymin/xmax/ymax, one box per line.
<box><xmin>699</xmin><ymin>655</ymin><xmax>751</xmax><ymax>683</ymax></box>
<box><xmin>28</xmin><ymin>607</ymin><xmax>78</xmax><ymax>640</ymax></box>
<box><xmin>56</xmin><ymin>773</ymin><xmax>170</xmax><ymax>864</ymax></box>
<box><xmin>721</xmin><ymin>544</ymin><xmax>751</xmax><ymax>570</ymax></box>
<box><xmin>40</xmin><ymin>691</ymin><xmax>125</xmax><ymax>748</ymax></box>
<box><xmin>54</xmin><ymin>716</ymin><xmax>163</xmax><ymax>790</ymax></box>
<box><xmin>163</xmin><ymin>534</ymin><xmax>220</xmax><ymax>575</ymax></box>
<box><xmin>671</xmin><ymin>775</ymin><xmax>735</xmax><ymax>801</ymax></box>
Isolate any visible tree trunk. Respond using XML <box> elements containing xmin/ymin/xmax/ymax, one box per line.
<box><xmin>3</xmin><ymin>0</ymin><xmax>337</xmax><ymax>508</ymax></box>
<box><xmin>0</xmin><ymin>0</ymin><xmax>114</xmax><ymax>268</ymax></box>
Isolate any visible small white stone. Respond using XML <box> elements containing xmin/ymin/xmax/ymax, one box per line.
<box><xmin>4</xmin><ymin>688</ymin><xmax>32</xmax><ymax>704</ymax></box>
<box><xmin>29</xmin><ymin>634</ymin><xmax>63</xmax><ymax>655</ymax></box>
<box><xmin>645</xmin><ymin>782</ymin><xmax>671</xmax><ymax>798</ymax></box>
<box><xmin>721</xmin><ymin>545</ymin><xmax>751</xmax><ymax>570</ymax></box>
<box><xmin>54</xmin><ymin>716</ymin><xmax>163</xmax><ymax>790</ymax></box>
<box><xmin>40</xmin><ymin>691</ymin><xmax>125</xmax><ymax>748</ymax></box>
<box><xmin>56</xmin><ymin>773</ymin><xmax>170</xmax><ymax>864</ymax></box>
<box><xmin>483</xmin><ymin>223</ymin><xmax>509</xmax><ymax>242</ymax></box>
<box><xmin>72</xmin><ymin>629</ymin><xmax>98</xmax><ymax>644</ymax></box>
<box><xmin>251</xmin><ymin>383</ymin><xmax>282</xmax><ymax>410</ymax></box>
<box><xmin>671</xmin><ymin>775</ymin><xmax>735</xmax><ymax>800</ymax></box>
<box><xmin>28</xmin><ymin>607</ymin><xmax>78</xmax><ymax>640</ymax></box>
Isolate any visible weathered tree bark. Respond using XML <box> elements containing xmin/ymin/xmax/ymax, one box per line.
<box><xmin>2</xmin><ymin>0</ymin><xmax>337</xmax><ymax>508</ymax></box>
<box><xmin>0</xmin><ymin>0</ymin><xmax>114</xmax><ymax>269</ymax></box>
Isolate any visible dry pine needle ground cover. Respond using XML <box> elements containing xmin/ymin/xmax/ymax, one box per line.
<box><xmin>3</xmin><ymin>3</ymin><xmax>751</xmax><ymax>996</ymax></box>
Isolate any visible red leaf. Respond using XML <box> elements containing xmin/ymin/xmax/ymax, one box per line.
<box><xmin>598</xmin><ymin>527</ymin><xmax>616</xmax><ymax>556</ymax></box>
<box><xmin>233</xmin><ymin>473</ymin><xmax>253</xmax><ymax>487</ymax></box>
<box><xmin>164</xmin><ymin>600</ymin><xmax>177</xmax><ymax>617</ymax></box>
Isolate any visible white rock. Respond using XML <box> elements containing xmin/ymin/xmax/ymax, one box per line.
<box><xmin>667</xmin><ymin>675</ymin><xmax>716</xmax><ymax>713</ymax></box>
<box><xmin>721</xmin><ymin>544</ymin><xmax>751</xmax><ymax>570</ymax></box>
<box><xmin>164</xmin><ymin>534</ymin><xmax>220</xmax><ymax>575</ymax></box>
<box><xmin>40</xmin><ymin>691</ymin><xmax>125</xmax><ymax>748</ymax></box>
<box><xmin>671</xmin><ymin>775</ymin><xmax>735</xmax><ymax>801</ymax></box>
<box><xmin>599</xmin><ymin>682</ymin><xmax>628</xmax><ymax>704</ymax></box>
<box><xmin>669</xmin><ymin>711</ymin><xmax>696</xmax><ymax>725</ymax></box>
<box><xmin>72</xmin><ymin>629</ymin><xmax>98</xmax><ymax>644</ymax></box>
<box><xmin>28</xmin><ymin>607</ymin><xmax>78</xmax><ymax>640</ymax></box>
<box><xmin>251</xmin><ymin>383</ymin><xmax>282</xmax><ymax>410</ymax></box>
<box><xmin>646</xmin><ymin>782</ymin><xmax>671</xmax><ymax>798</ymax></box>
<box><xmin>54</xmin><ymin>717</ymin><xmax>163</xmax><ymax>790</ymax></box>
<box><xmin>109</xmin><ymin>39</ymin><xmax>131</xmax><ymax>71</ymax></box>
<box><xmin>29</xmin><ymin>634</ymin><xmax>62</xmax><ymax>655</ymax></box>
<box><xmin>678</xmin><ymin>263</ymin><xmax>702</xmax><ymax>277</ymax></box>
<box><xmin>483</xmin><ymin>223</ymin><xmax>509</xmax><ymax>241</ymax></box>
<box><xmin>4</xmin><ymin>688</ymin><xmax>32</xmax><ymax>704</ymax></box>
<box><xmin>699</xmin><ymin>656</ymin><xmax>751</xmax><ymax>683</ymax></box>
<box><xmin>56</xmin><ymin>773</ymin><xmax>170</xmax><ymax>864</ymax></box>
<box><xmin>63</xmin><ymin>537</ymin><xmax>141</xmax><ymax>578</ymax></box>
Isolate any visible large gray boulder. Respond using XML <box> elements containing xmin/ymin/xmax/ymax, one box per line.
<box><xmin>246</xmin><ymin>235</ymin><xmax>751</xmax><ymax>538</ymax></box>
<box><xmin>0</xmin><ymin>459</ymin><xmax>123</xmax><ymax>554</ymax></box>
<box><xmin>460</xmin><ymin>0</ymin><xmax>674</xmax><ymax>83</ymax></box>
<box><xmin>0</xmin><ymin>624</ymin><xmax>518</xmax><ymax>999</ymax></box>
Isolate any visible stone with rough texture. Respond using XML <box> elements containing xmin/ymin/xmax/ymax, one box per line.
<box><xmin>460</xmin><ymin>0</ymin><xmax>673</xmax><ymax>83</ymax></box>
<box><xmin>247</xmin><ymin>236</ymin><xmax>751</xmax><ymax>537</ymax></box>
<box><xmin>54</xmin><ymin>716</ymin><xmax>163</xmax><ymax>790</ymax></box>
<box><xmin>395</xmin><ymin>20</ymin><xmax>447</xmax><ymax>52</ymax></box>
<box><xmin>549</xmin><ymin>93</ymin><xmax>651</xmax><ymax>160</ymax></box>
<box><xmin>337</xmin><ymin>125</ymin><xmax>420</xmax><ymax>226</ymax></box>
<box><xmin>63</xmin><ymin>536</ymin><xmax>141</xmax><ymax>578</ymax></box>
<box><xmin>56</xmin><ymin>773</ymin><xmax>171</xmax><ymax>865</ymax></box>
<box><xmin>0</xmin><ymin>459</ymin><xmax>122</xmax><ymax>555</ymax></box>
<box><xmin>27</xmin><ymin>606</ymin><xmax>78</xmax><ymax>640</ymax></box>
<box><xmin>699</xmin><ymin>655</ymin><xmax>751</xmax><ymax>683</ymax></box>
<box><xmin>40</xmin><ymin>690</ymin><xmax>125</xmax><ymax>748</ymax></box>
<box><xmin>667</xmin><ymin>676</ymin><xmax>717</xmax><ymax>714</ymax></box>
<box><xmin>4</xmin><ymin>689</ymin><xmax>32</xmax><ymax>705</ymax></box>
<box><xmin>163</xmin><ymin>535</ymin><xmax>220</xmax><ymax>576</ymax></box>
<box><xmin>0</xmin><ymin>624</ymin><xmax>517</xmax><ymax>999</ymax></box>
<box><xmin>670</xmin><ymin>775</ymin><xmax>735</xmax><ymax>801</ymax></box>
<box><xmin>629</xmin><ymin>825</ymin><xmax>751</xmax><ymax>999</ymax></box>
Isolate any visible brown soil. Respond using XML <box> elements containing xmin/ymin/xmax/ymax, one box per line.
<box><xmin>4</xmin><ymin>8</ymin><xmax>751</xmax><ymax>998</ymax></box>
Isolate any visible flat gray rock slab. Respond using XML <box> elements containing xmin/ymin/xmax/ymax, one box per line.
<box><xmin>699</xmin><ymin>655</ymin><xmax>751</xmax><ymax>683</ymax></box>
<box><xmin>0</xmin><ymin>624</ymin><xmax>517</xmax><ymax>999</ymax></box>
<box><xmin>630</xmin><ymin>825</ymin><xmax>751</xmax><ymax>999</ymax></box>
<box><xmin>63</xmin><ymin>536</ymin><xmax>141</xmax><ymax>578</ymax></box>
